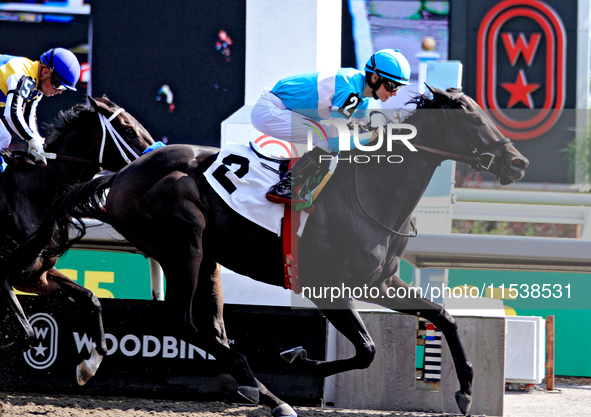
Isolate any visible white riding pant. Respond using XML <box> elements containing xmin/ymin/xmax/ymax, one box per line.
<box><xmin>250</xmin><ymin>91</ymin><xmax>332</xmax><ymax>153</ymax></box>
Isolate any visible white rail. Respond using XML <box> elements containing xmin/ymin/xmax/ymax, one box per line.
<box><xmin>454</xmin><ymin>188</ymin><xmax>591</xmax><ymax>206</ymax></box>
<box><xmin>450</xmin><ymin>188</ymin><xmax>591</xmax><ymax>240</ymax></box>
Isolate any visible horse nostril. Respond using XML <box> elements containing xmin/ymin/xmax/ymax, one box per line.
<box><xmin>511</xmin><ymin>158</ymin><xmax>527</xmax><ymax>169</ymax></box>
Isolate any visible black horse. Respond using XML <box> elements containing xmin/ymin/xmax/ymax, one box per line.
<box><xmin>20</xmin><ymin>87</ymin><xmax>528</xmax><ymax>416</ymax></box>
<box><xmin>0</xmin><ymin>96</ymin><xmax>154</xmax><ymax>383</ymax></box>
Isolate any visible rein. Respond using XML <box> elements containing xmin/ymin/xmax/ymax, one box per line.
<box><xmin>48</xmin><ymin>154</ymin><xmax>100</xmax><ymax>166</ymax></box>
<box><xmin>353</xmin><ymin>96</ymin><xmax>511</xmax><ymax>237</ymax></box>
<box><xmin>370</xmin><ymin>100</ymin><xmax>513</xmax><ymax>172</ymax></box>
<box><xmin>353</xmin><ymin>164</ymin><xmax>418</xmax><ymax>238</ymax></box>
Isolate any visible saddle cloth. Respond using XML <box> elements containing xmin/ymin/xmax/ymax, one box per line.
<box><xmin>203</xmin><ymin>142</ymin><xmax>288</xmax><ymax>235</ymax></box>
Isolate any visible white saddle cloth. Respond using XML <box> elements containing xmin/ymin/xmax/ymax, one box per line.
<box><xmin>203</xmin><ymin>142</ymin><xmax>287</xmax><ymax>235</ymax></box>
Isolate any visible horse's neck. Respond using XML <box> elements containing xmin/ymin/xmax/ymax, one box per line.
<box><xmin>378</xmin><ymin>150</ymin><xmax>440</xmax><ymax>210</ymax></box>
<box><xmin>1</xmin><ymin>126</ymin><xmax>101</xmax><ymax>238</ymax></box>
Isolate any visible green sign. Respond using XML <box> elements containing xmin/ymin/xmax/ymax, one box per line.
<box><xmin>54</xmin><ymin>250</ymin><xmax>153</xmax><ymax>300</ymax></box>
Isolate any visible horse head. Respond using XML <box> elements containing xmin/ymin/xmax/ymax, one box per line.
<box><xmin>421</xmin><ymin>85</ymin><xmax>529</xmax><ymax>185</ymax></box>
<box><xmin>86</xmin><ymin>96</ymin><xmax>155</xmax><ymax>172</ymax></box>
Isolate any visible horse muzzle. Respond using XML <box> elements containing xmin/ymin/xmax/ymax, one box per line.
<box><xmin>499</xmin><ymin>155</ymin><xmax>529</xmax><ymax>185</ymax></box>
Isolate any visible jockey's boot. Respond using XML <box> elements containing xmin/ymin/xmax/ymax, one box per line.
<box><xmin>266</xmin><ymin>148</ymin><xmax>324</xmax><ymax>206</ymax></box>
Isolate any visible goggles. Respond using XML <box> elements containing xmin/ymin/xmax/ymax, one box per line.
<box><xmin>382</xmin><ymin>78</ymin><xmax>403</xmax><ymax>92</ymax></box>
<box><xmin>50</xmin><ymin>70</ymin><xmax>67</xmax><ymax>91</ymax></box>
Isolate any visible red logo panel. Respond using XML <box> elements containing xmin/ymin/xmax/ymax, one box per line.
<box><xmin>477</xmin><ymin>0</ymin><xmax>566</xmax><ymax>140</ymax></box>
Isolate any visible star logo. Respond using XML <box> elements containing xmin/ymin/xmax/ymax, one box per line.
<box><xmin>23</xmin><ymin>313</ymin><xmax>59</xmax><ymax>369</ymax></box>
<box><xmin>501</xmin><ymin>69</ymin><xmax>540</xmax><ymax>109</ymax></box>
<box><xmin>33</xmin><ymin>342</ymin><xmax>48</xmax><ymax>357</ymax></box>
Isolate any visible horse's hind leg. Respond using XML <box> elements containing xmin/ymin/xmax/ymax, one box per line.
<box><xmin>192</xmin><ymin>260</ymin><xmax>228</xmax><ymax>345</ymax></box>
<box><xmin>359</xmin><ymin>275</ymin><xmax>473</xmax><ymax>415</ymax></box>
<box><xmin>0</xmin><ymin>279</ymin><xmax>34</xmax><ymax>350</ymax></box>
<box><xmin>193</xmin><ymin>259</ymin><xmax>296</xmax><ymax>417</ymax></box>
<box><xmin>161</xmin><ymin>255</ymin><xmax>261</xmax><ymax>403</ymax></box>
<box><xmin>13</xmin><ymin>267</ymin><xmax>108</xmax><ymax>385</ymax></box>
<box><xmin>115</xmin><ymin>172</ymin><xmax>260</xmax><ymax>406</ymax></box>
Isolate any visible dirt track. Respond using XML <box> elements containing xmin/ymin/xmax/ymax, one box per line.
<box><xmin>2</xmin><ymin>380</ymin><xmax>591</xmax><ymax>417</ymax></box>
<box><xmin>0</xmin><ymin>391</ymin><xmax>459</xmax><ymax>417</ymax></box>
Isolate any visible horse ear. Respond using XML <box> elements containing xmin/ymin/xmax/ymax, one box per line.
<box><xmin>87</xmin><ymin>96</ymin><xmax>99</xmax><ymax>110</ymax></box>
<box><xmin>425</xmin><ymin>84</ymin><xmax>454</xmax><ymax>107</ymax></box>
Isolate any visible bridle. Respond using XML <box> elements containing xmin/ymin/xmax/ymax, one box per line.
<box><xmin>355</xmin><ymin>95</ymin><xmax>512</xmax><ymax>238</ymax></box>
<box><xmin>403</xmin><ymin>93</ymin><xmax>513</xmax><ymax>172</ymax></box>
<box><xmin>43</xmin><ymin>107</ymin><xmax>140</xmax><ymax>167</ymax></box>
<box><xmin>97</xmin><ymin>108</ymin><xmax>140</xmax><ymax>165</ymax></box>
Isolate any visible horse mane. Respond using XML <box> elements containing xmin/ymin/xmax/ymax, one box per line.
<box><xmin>405</xmin><ymin>87</ymin><xmax>464</xmax><ymax>110</ymax></box>
<box><xmin>400</xmin><ymin>87</ymin><xmax>465</xmax><ymax>129</ymax></box>
<box><xmin>42</xmin><ymin>103</ymin><xmax>96</xmax><ymax>147</ymax></box>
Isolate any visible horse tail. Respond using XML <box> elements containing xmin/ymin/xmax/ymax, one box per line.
<box><xmin>3</xmin><ymin>173</ymin><xmax>117</xmax><ymax>265</ymax></box>
<box><xmin>43</xmin><ymin>173</ymin><xmax>117</xmax><ymax>258</ymax></box>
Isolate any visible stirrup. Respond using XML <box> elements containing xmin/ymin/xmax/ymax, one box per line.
<box><xmin>293</xmin><ymin>190</ymin><xmax>314</xmax><ymax>213</ymax></box>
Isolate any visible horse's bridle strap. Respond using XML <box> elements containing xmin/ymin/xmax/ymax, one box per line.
<box><xmin>98</xmin><ymin>108</ymin><xmax>140</xmax><ymax>165</ymax></box>
<box><xmin>42</xmin><ymin>107</ymin><xmax>140</xmax><ymax>168</ymax></box>
<box><xmin>52</xmin><ymin>154</ymin><xmax>100</xmax><ymax>166</ymax></box>
<box><xmin>413</xmin><ymin>143</ymin><xmax>479</xmax><ymax>165</ymax></box>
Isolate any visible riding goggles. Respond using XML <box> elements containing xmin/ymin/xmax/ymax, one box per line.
<box><xmin>382</xmin><ymin>78</ymin><xmax>403</xmax><ymax>92</ymax></box>
<box><xmin>50</xmin><ymin>71</ymin><xmax>67</xmax><ymax>91</ymax></box>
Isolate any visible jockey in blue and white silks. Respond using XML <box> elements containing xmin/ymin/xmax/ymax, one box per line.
<box><xmin>0</xmin><ymin>48</ymin><xmax>80</xmax><ymax>170</ymax></box>
<box><xmin>250</xmin><ymin>49</ymin><xmax>412</xmax><ymax>206</ymax></box>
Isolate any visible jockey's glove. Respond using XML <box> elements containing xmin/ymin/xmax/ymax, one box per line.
<box><xmin>0</xmin><ymin>155</ymin><xmax>6</xmax><ymax>174</ymax></box>
<box><xmin>27</xmin><ymin>137</ymin><xmax>47</xmax><ymax>166</ymax></box>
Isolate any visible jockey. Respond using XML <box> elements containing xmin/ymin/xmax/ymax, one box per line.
<box><xmin>0</xmin><ymin>48</ymin><xmax>81</xmax><ymax>172</ymax></box>
<box><xmin>250</xmin><ymin>49</ymin><xmax>411</xmax><ymax>207</ymax></box>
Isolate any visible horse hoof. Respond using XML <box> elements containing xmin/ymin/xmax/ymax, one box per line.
<box><xmin>455</xmin><ymin>390</ymin><xmax>472</xmax><ymax>415</ymax></box>
<box><xmin>272</xmin><ymin>403</ymin><xmax>297</xmax><ymax>417</ymax></box>
<box><xmin>76</xmin><ymin>346</ymin><xmax>103</xmax><ymax>386</ymax></box>
<box><xmin>237</xmin><ymin>385</ymin><xmax>260</xmax><ymax>404</ymax></box>
<box><xmin>76</xmin><ymin>363</ymin><xmax>92</xmax><ymax>386</ymax></box>
<box><xmin>280</xmin><ymin>346</ymin><xmax>305</xmax><ymax>364</ymax></box>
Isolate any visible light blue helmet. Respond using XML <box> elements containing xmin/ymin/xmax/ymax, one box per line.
<box><xmin>365</xmin><ymin>49</ymin><xmax>412</xmax><ymax>86</ymax></box>
<box><xmin>40</xmin><ymin>48</ymin><xmax>81</xmax><ymax>91</ymax></box>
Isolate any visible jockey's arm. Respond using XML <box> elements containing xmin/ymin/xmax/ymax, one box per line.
<box><xmin>4</xmin><ymin>74</ymin><xmax>44</xmax><ymax>145</ymax></box>
<box><xmin>326</xmin><ymin>112</ymin><xmax>376</xmax><ymax>153</ymax></box>
<box><xmin>4</xmin><ymin>86</ymin><xmax>46</xmax><ymax>164</ymax></box>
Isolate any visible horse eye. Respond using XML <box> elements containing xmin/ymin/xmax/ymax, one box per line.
<box><xmin>470</xmin><ymin>116</ymin><xmax>483</xmax><ymax>126</ymax></box>
<box><xmin>125</xmin><ymin>127</ymin><xmax>136</xmax><ymax>137</ymax></box>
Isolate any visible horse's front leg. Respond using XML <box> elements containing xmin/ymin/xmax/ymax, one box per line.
<box><xmin>282</xmin><ymin>297</ymin><xmax>376</xmax><ymax>379</ymax></box>
<box><xmin>13</xmin><ymin>266</ymin><xmax>107</xmax><ymax>385</ymax></box>
<box><xmin>0</xmin><ymin>278</ymin><xmax>34</xmax><ymax>350</ymax></box>
<box><xmin>359</xmin><ymin>275</ymin><xmax>473</xmax><ymax>415</ymax></box>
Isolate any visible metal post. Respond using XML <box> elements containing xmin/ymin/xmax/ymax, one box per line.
<box><xmin>545</xmin><ymin>315</ymin><xmax>555</xmax><ymax>391</ymax></box>
<box><xmin>149</xmin><ymin>258</ymin><xmax>164</xmax><ymax>301</ymax></box>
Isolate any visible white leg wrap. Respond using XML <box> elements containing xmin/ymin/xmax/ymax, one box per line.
<box><xmin>76</xmin><ymin>346</ymin><xmax>104</xmax><ymax>386</ymax></box>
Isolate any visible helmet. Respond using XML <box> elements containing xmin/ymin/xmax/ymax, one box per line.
<box><xmin>40</xmin><ymin>48</ymin><xmax>81</xmax><ymax>91</ymax></box>
<box><xmin>364</xmin><ymin>49</ymin><xmax>412</xmax><ymax>86</ymax></box>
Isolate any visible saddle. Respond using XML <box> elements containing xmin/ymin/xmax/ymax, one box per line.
<box><xmin>203</xmin><ymin>142</ymin><xmax>338</xmax><ymax>294</ymax></box>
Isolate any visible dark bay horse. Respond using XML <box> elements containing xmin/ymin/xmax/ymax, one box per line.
<box><xmin>0</xmin><ymin>96</ymin><xmax>154</xmax><ymax>383</ymax></box>
<box><xmin>21</xmin><ymin>87</ymin><xmax>528</xmax><ymax>416</ymax></box>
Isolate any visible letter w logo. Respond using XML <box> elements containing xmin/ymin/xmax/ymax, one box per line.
<box><xmin>501</xmin><ymin>32</ymin><xmax>541</xmax><ymax>66</ymax></box>
<box><xmin>34</xmin><ymin>326</ymin><xmax>49</xmax><ymax>339</ymax></box>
